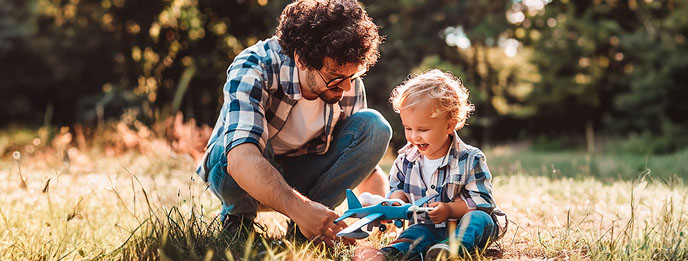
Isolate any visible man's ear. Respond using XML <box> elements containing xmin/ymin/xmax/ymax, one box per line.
<box><xmin>293</xmin><ymin>54</ymin><xmax>307</xmax><ymax>70</ymax></box>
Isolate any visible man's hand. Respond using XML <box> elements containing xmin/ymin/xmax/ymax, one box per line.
<box><xmin>227</xmin><ymin>144</ymin><xmax>347</xmax><ymax>246</ymax></box>
<box><xmin>288</xmin><ymin>199</ymin><xmax>347</xmax><ymax>247</ymax></box>
<box><xmin>428</xmin><ymin>202</ymin><xmax>451</xmax><ymax>224</ymax></box>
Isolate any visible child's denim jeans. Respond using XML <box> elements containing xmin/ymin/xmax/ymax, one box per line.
<box><xmin>384</xmin><ymin>210</ymin><xmax>498</xmax><ymax>259</ymax></box>
<box><xmin>203</xmin><ymin>109</ymin><xmax>392</xmax><ymax>221</ymax></box>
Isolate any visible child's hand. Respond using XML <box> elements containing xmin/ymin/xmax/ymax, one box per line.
<box><xmin>427</xmin><ymin>202</ymin><xmax>450</xmax><ymax>224</ymax></box>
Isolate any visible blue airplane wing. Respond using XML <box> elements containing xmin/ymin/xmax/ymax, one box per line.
<box><xmin>334</xmin><ymin>210</ymin><xmax>355</xmax><ymax>224</ymax></box>
<box><xmin>336</xmin><ymin>212</ymin><xmax>383</xmax><ymax>239</ymax></box>
<box><xmin>338</xmin><ymin>227</ymin><xmax>369</xmax><ymax>239</ymax></box>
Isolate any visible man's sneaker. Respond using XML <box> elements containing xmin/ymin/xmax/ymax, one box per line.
<box><xmin>425</xmin><ymin>243</ymin><xmax>451</xmax><ymax>261</ymax></box>
<box><xmin>221</xmin><ymin>215</ymin><xmax>254</xmax><ymax>239</ymax></box>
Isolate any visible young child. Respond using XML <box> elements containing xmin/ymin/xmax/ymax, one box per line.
<box><xmin>355</xmin><ymin>69</ymin><xmax>505</xmax><ymax>260</ymax></box>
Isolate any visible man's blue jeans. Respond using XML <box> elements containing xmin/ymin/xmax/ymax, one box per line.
<box><xmin>384</xmin><ymin>210</ymin><xmax>498</xmax><ymax>259</ymax></box>
<box><xmin>203</xmin><ymin>109</ymin><xmax>392</xmax><ymax>221</ymax></box>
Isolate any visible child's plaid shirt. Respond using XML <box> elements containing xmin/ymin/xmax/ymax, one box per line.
<box><xmin>389</xmin><ymin>132</ymin><xmax>497</xmax><ymax>225</ymax></box>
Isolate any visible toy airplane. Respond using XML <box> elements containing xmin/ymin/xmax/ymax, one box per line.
<box><xmin>334</xmin><ymin>189</ymin><xmax>436</xmax><ymax>239</ymax></box>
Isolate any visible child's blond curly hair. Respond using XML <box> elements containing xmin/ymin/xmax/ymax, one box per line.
<box><xmin>390</xmin><ymin>69</ymin><xmax>474</xmax><ymax>130</ymax></box>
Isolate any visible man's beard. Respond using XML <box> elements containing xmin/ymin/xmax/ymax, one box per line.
<box><xmin>318</xmin><ymin>89</ymin><xmax>343</xmax><ymax>104</ymax></box>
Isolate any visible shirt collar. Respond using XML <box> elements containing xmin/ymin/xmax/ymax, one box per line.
<box><xmin>398</xmin><ymin>130</ymin><xmax>465</xmax><ymax>168</ymax></box>
<box><xmin>272</xmin><ymin>37</ymin><xmax>303</xmax><ymax>101</ymax></box>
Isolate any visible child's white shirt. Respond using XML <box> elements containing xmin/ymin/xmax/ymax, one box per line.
<box><xmin>420</xmin><ymin>155</ymin><xmax>444</xmax><ymax>196</ymax></box>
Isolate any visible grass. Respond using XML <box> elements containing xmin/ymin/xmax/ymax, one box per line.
<box><xmin>486</xmin><ymin>146</ymin><xmax>688</xmax><ymax>182</ymax></box>
<box><xmin>1</xmin><ymin>130</ymin><xmax>687</xmax><ymax>260</ymax></box>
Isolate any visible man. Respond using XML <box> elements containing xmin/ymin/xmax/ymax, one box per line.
<box><xmin>196</xmin><ymin>0</ymin><xmax>391</xmax><ymax>244</ymax></box>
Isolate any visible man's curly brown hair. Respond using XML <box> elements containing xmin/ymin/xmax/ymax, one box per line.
<box><xmin>275</xmin><ymin>0</ymin><xmax>382</xmax><ymax>70</ymax></box>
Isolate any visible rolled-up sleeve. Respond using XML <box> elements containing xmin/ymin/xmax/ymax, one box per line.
<box><xmin>460</xmin><ymin>153</ymin><xmax>496</xmax><ymax>212</ymax></box>
<box><xmin>222</xmin><ymin>52</ymin><xmax>270</xmax><ymax>154</ymax></box>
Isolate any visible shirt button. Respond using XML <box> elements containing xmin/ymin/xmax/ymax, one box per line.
<box><xmin>431</xmin><ymin>185</ymin><xmax>435</xmax><ymax>189</ymax></box>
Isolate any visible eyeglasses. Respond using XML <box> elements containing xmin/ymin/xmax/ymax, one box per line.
<box><xmin>316</xmin><ymin>69</ymin><xmax>367</xmax><ymax>89</ymax></box>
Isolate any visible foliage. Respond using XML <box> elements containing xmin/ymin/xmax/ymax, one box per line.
<box><xmin>359</xmin><ymin>0</ymin><xmax>512</xmax><ymax>147</ymax></box>
<box><xmin>1</xmin><ymin>0</ymin><xmax>687</xmax><ymax>152</ymax></box>
<box><xmin>0</xmin><ymin>0</ymin><xmax>284</xmax><ymax>126</ymax></box>
<box><xmin>512</xmin><ymin>0</ymin><xmax>688</xmax><ymax>152</ymax></box>
<box><xmin>613</xmin><ymin>1</ymin><xmax>688</xmax><ymax>153</ymax></box>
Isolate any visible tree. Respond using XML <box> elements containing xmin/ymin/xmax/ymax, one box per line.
<box><xmin>613</xmin><ymin>1</ymin><xmax>688</xmax><ymax>153</ymax></box>
<box><xmin>361</xmin><ymin>0</ymin><xmax>510</xmax><ymax>148</ymax></box>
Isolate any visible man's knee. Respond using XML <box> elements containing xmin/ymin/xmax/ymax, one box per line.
<box><xmin>207</xmin><ymin>163</ymin><xmax>242</xmax><ymax>198</ymax></box>
<box><xmin>205</xmin><ymin>146</ymin><xmax>254</xmax><ymax>208</ymax></box>
<box><xmin>351</xmin><ymin>109</ymin><xmax>392</xmax><ymax>143</ymax></box>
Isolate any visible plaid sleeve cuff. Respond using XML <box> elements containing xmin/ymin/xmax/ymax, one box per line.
<box><xmin>226</xmin><ymin>136</ymin><xmax>263</xmax><ymax>154</ymax></box>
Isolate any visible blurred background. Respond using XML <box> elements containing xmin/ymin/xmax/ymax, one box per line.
<box><xmin>1</xmin><ymin>0</ymin><xmax>687</xmax><ymax>163</ymax></box>
<box><xmin>3</xmin><ymin>2</ymin><xmax>688</xmax><ymax>259</ymax></box>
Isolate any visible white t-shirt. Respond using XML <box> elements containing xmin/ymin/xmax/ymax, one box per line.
<box><xmin>420</xmin><ymin>155</ymin><xmax>445</xmax><ymax>196</ymax></box>
<box><xmin>271</xmin><ymin>98</ymin><xmax>340</xmax><ymax>155</ymax></box>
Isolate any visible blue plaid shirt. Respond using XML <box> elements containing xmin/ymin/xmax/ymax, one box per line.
<box><xmin>389</xmin><ymin>132</ymin><xmax>496</xmax><ymax>224</ymax></box>
<box><xmin>197</xmin><ymin>37</ymin><xmax>367</xmax><ymax>181</ymax></box>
